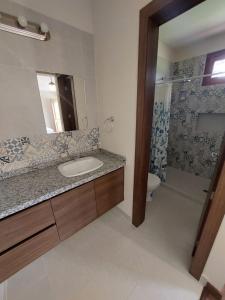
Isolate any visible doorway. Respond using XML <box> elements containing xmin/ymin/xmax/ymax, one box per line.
<box><xmin>132</xmin><ymin>0</ymin><xmax>225</xmax><ymax>280</ymax></box>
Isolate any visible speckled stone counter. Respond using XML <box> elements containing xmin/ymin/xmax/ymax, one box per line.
<box><xmin>0</xmin><ymin>150</ymin><xmax>126</xmax><ymax>220</ymax></box>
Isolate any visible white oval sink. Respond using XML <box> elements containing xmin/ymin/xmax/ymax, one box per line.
<box><xmin>58</xmin><ymin>157</ymin><xmax>104</xmax><ymax>178</ymax></box>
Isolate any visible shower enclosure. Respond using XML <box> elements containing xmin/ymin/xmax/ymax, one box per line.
<box><xmin>150</xmin><ymin>54</ymin><xmax>225</xmax><ymax>200</ymax></box>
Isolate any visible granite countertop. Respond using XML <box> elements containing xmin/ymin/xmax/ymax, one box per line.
<box><xmin>0</xmin><ymin>150</ymin><xmax>126</xmax><ymax>220</ymax></box>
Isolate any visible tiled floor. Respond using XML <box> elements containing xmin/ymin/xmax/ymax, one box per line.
<box><xmin>0</xmin><ymin>186</ymin><xmax>204</xmax><ymax>300</ymax></box>
<box><xmin>164</xmin><ymin>167</ymin><xmax>211</xmax><ymax>204</ymax></box>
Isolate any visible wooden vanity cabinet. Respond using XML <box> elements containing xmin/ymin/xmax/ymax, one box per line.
<box><xmin>51</xmin><ymin>168</ymin><xmax>124</xmax><ymax>240</ymax></box>
<box><xmin>95</xmin><ymin>168</ymin><xmax>124</xmax><ymax>216</ymax></box>
<box><xmin>0</xmin><ymin>167</ymin><xmax>124</xmax><ymax>283</ymax></box>
<box><xmin>51</xmin><ymin>182</ymin><xmax>97</xmax><ymax>241</ymax></box>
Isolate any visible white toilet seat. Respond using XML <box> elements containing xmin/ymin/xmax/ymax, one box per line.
<box><xmin>147</xmin><ymin>173</ymin><xmax>161</xmax><ymax>192</ymax></box>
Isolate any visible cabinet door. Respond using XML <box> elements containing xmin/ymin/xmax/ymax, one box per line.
<box><xmin>51</xmin><ymin>182</ymin><xmax>97</xmax><ymax>240</ymax></box>
<box><xmin>0</xmin><ymin>226</ymin><xmax>59</xmax><ymax>283</ymax></box>
<box><xmin>0</xmin><ymin>201</ymin><xmax>55</xmax><ymax>254</ymax></box>
<box><xmin>95</xmin><ymin>168</ymin><xmax>124</xmax><ymax>216</ymax></box>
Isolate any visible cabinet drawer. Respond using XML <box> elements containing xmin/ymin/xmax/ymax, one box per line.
<box><xmin>0</xmin><ymin>201</ymin><xmax>55</xmax><ymax>253</ymax></box>
<box><xmin>51</xmin><ymin>182</ymin><xmax>97</xmax><ymax>241</ymax></box>
<box><xmin>0</xmin><ymin>226</ymin><xmax>59</xmax><ymax>283</ymax></box>
<box><xmin>95</xmin><ymin>168</ymin><xmax>124</xmax><ymax>216</ymax></box>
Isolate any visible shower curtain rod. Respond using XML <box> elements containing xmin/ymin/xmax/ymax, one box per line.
<box><xmin>155</xmin><ymin>71</ymin><xmax>225</xmax><ymax>85</ymax></box>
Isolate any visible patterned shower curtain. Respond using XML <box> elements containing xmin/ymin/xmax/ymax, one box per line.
<box><xmin>150</xmin><ymin>83</ymin><xmax>172</xmax><ymax>182</ymax></box>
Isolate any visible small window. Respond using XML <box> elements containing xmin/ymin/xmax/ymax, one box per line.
<box><xmin>202</xmin><ymin>49</ymin><xmax>225</xmax><ymax>86</ymax></box>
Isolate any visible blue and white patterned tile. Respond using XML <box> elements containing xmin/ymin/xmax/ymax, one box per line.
<box><xmin>0</xmin><ymin>145</ymin><xmax>9</xmax><ymax>164</ymax></box>
<box><xmin>87</xmin><ymin>128</ymin><xmax>100</xmax><ymax>147</ymax></box>
<box><xmin>168</xmin><ymin>54</ymin><xmax>225</xmax><ymax>178</ymax></box>
<box><xmin>2</xmin><ymin>137</ymin><xmax>30</xmax><ymax>163</ymax></box>
<box><xmin>52</xmin><ymin>132</ymin><xmax>72</xmax><ymax>156</ymax></box>
<box><xmin>0</xmin><ymin>128</ymin><xmax>100</xmax><ymax>180</ymax></box>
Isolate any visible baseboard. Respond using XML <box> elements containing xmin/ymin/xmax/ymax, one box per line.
<box><xmin>200</xmin><ymin>283</ymin><xmax>222</xmax><ymax>300</ymax></box>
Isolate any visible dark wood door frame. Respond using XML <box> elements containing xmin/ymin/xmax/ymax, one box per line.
<box><xmin>200</xmin><ymin>283</ymin><xmax>222</xmax><ymax>300</ymax></box>
<box><xmin>132</xmin><ymin>0</ymin><xmax>225</xmax><ymax>280</ymax></box>
<box><xmin>132</xmin><ymin>0</ymin><xmax>206</xmax><ymax>226</ymax></box>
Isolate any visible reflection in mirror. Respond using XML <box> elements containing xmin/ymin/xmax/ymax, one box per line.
<box><xmin>37</xmin><ymin>73</ymin><xmax>78</xmax><ymax>134</ymax></box>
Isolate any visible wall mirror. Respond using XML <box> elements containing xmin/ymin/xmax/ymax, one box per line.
<box><xmin>37</xmin><ymin>72</ymin><xmax>79</xmax><ymax>134</ymax></box>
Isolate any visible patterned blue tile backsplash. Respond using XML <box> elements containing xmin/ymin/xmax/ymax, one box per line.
<box><xmin>168</xmin><ymin>55</ymin><xmax>225</xmax><ymax>179</ymax></box>
<box><xmin>0</xmin><ymin>128</ymin><xmax>100</xmax><ymax>180</ymax></box>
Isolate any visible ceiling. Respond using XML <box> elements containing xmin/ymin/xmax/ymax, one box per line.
<box><xmin>160</xmin><ymin>0</ymin><xmax>225</xmax><ymax>48</ymax></box>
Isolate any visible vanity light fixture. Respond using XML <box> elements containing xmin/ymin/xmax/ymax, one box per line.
<box><xmin>0</xmin><ymin>12</ymin><xmax>50</xmax><ymax>41</ymax></box>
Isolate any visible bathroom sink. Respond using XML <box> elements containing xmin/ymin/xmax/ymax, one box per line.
<box><xmin>58</xmin><ymin>157</ymin><xmax>104</xmax><ymax>178</ymax></box>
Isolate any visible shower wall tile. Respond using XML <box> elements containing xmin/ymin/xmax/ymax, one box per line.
<box><xmin>168</xmin><ymin>54</ymin><xmax>225</xmax><ymax>179</ymax></box>
<box><xmin>0</xmin><ymin>128</ymin><xmax>99</xmax><ymax>180</ymax></box>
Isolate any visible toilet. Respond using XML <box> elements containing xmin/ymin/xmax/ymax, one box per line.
<box><xmin>147</xmin><ymin>173</ymin><xmax>161</xmax><ymax>201</ymax></box>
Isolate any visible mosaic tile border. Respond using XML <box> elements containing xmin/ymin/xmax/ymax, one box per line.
<box><xmin>0</xmin><ymin>128</ymin><xmax>100</xmax><ymax>180</ymax></box>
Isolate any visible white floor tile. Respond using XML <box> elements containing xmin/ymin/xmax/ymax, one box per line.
<box><xmin>164</xmin><ymin>166</ymin><xmax>210</xmax><ymax>204</ymax></box>
<box><xmin>143</xmin><ymin>185</ymin><xmax>204</xmax><ymax>272</ymax></box>
<box><xmin>2</xmin><ymin>185</ymin><xmax>204</xmax><ymax>300</ymax></box>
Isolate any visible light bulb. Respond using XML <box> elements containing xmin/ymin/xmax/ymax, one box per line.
<box><xmin>17</xmin><ymin>16</ymin><xmax>28</xmax><ymax>28</ymax></box>
<box><xmin>40</xmin><ymin>22</ymin><xmax>49</xmax><ymax>33</ymax></box>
